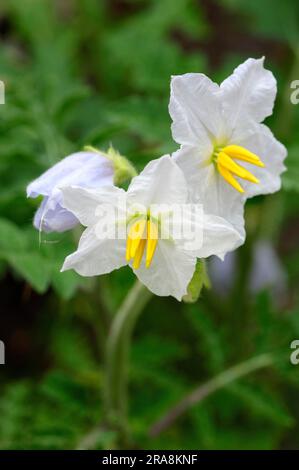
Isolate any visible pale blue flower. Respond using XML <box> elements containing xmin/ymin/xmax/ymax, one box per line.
<box><xmin>27</xmin><ymin>151</ymin><xmax>114</xmax><ymax>232</ymax></box>
<box><xmin>209</xmin><ymin>240</ymin><xmax>287</xmax><ymax>303</ymax></box>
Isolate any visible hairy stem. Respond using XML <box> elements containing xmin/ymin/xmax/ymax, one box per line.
<box><xmin>104</xmin><ymin>280</ymin><xmax>153</xmax><ymax>440</ymax></box>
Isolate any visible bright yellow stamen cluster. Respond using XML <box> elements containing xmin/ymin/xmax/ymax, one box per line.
<box><xmin>126</xmin><ymin>218</ymin><xmax>158</xmax><ymax>269</ymax></box>
<box><xmin>215</xmin><ymin>144</ymin><xmax>265</xmax><ymax>193</ymax></box>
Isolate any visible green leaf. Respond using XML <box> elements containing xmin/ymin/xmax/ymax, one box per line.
<box><xmin>5</xmin><ymin>252</ymin><xmax>51</xmax><ymax>293</ymax></box>
<box><xmin>51</xmin><ymin>270</ymin><xmax>83</xmax><ymax>301</ymax></box>
<box><xmin>221</xmin><ymin>0</ymin><xmax>299</xmax><ymax>42</ymax></box>
<box><xmin>0</xmin><ymin>219</ymin><xmax>51</xmax><ymax>292</ymax></box>
<box><xmin>185</xmin><ymin>303</ymin><xmax>226</xmax><ymax>373</ymax></box>
<box><xmin>229</xmin><ymin>383</ymin><xmax>294</xmax><ymax>427</ymax></box>
<box><xmin>0</xmin><ymin>218</ymin><xmax>27</xmax><ymax>252</ymax></box>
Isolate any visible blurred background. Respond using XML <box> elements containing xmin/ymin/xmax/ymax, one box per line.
<box><xmin>0</xmin><ymin>0</ymin><xmax>299</xmax><ymax>450</ymax></box>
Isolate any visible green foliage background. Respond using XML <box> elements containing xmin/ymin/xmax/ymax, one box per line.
<box><xmin>0</xmin><ymin>0</ymin><xmax>299</xmax><ymax>450</ymax></box>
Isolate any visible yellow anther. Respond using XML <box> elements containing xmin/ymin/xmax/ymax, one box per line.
<box><xmin>217</xmin><ymin>162</ymin><xmax>244</xmax><ymax>193</ymax></box>
<box><xmin>146</xmin><ymin>220</ymin><xmax>158</xmax><ymax>268</ymax></box>
<box><xmin>126</xmin><ymin>217</ymin><xmax>159</xmax><ymax>269</ymax></box>
<box><xmin>218</xmin><ymin>152</ymin><xmax>259</xmax><ymax>184</ymax></box>
<box><xmin>126</xmin><ymin>218</ymin><xmax>146</xmax><ymax>262</ymax></box>
<box><xmin>132</xmin><ymin>238</ymin><xmax>147</xmax><ymax>270</ymax></box>
<box><xmin>128</xmin><ymin>218</ymin><xmax>147</xmax><ymax>260</ymax></box>
<box><xmin>126</xmin><ymin>235</ymin><xmax>132</xmax><ymax>262</ymax></box>
<box><xmin>223</xmin><ymin>145</ymin><xmax>265</xmax><ymax>168</ymax></box>
<box><xmin>215</xmin><ymin>143</ymin><xmax>264</xmax><ymax>192</ymax></box>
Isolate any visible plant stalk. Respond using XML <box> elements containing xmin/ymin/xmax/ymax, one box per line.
<box><xmin>104</xmin><ymin>280</ymin><xmax>153</xmax><ymax>440</ymax></box>
<box><xmin>149</xmin><ymin>352</ymin><xmax>275</xmax><ymax>437</ymax></box>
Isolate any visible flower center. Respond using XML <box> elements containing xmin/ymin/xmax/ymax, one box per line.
<box><xmin>126</xmin><ymin>216</ymin><xmax>158</xmax><ymax>269</ymax></box>
<box><xmin>212</xmin><ymin>144</ymin><xmax>265</xmax><ymax>193</ymax></box>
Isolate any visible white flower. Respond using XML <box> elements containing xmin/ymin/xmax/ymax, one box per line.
<box><xmin>169</xmin><ymin>57</ymin><xmax>287</xmax><ymax>238</ymax></box>
<box><xmin>60</xmin><ymin>155</ymin><xmax>242</xmax><ymax>300</ymax></box>
<box><xmin>27</xmin><ymin>151</ymin><xmax>114</xmax><ymax>232</ymax></box>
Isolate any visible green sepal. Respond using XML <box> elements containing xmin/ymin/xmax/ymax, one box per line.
<box><xmin>84</xmin><ymin>145</ymin><xmax>137</xmax><ymax>186</ymax></box>
<box><xmin>183</xmin><ymin>259</ymin><xmax>211</xmax><ymax>303</ymax></box>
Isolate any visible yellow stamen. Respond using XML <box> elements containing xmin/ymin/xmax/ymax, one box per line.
<box><xmin>126</xmin><ymin>235</ymin><xmax>132</xmax><ymax>262</ymax></box>
<box><xmin>217</xmin><ymin>162</ymin><xmax>244</xmax><ymax>193</ymax></box>
<box><xmin>146</xmin><ymin>220</ymin><xmax>158</xmax><ymax>268</ymax></box>
<box><xmin>132</xmin><ymin>238</ymin><xmax>147</xmax><ymax>269</ymax></box>
<box><xmin>223</xmin><ymin>145</ymin><xmax>265</xmax><ymax>168</ymax></box>
<box><xmin>218</xmin><ymin>152</ymin><xmax>259</xmax><ymax>184</ymax></box>
<box><xmin>214</xmin><ymin>143</ymin><xmax>265</xmax><ymax>192</ymax></box>
<box><xmin>126</xmin><ymin>218</ymin><xmax>146</xmax><ymax>262</ymax></box>
<box><xmin>126</xmin><ymin>217</ymin><xmax>159</xmax><ymax>269</ymax></box>
<box><xmin>132</xmin><ymin>219</ymin><xmax>147</xmax><ymax>257</ymax></box>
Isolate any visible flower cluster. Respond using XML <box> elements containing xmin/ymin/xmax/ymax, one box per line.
<box><xmin>27</xmin><ymin>58</ymin><xmax>286</xmax><ymax>300</ymax></box>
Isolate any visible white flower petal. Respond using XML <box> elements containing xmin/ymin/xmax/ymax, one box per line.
<box><xmin>127</xmin><ymin>155</ymin><xmax>188</xmax><ymax>206</ymax></box>
<box><xmin>169</xmin><ymin>73</ymin><xmax>223</xmax><ymax>145</ymax></box>
<box><xmin>219</xmin><ymin>57</ymin><xmax>277</xmax><ymax>129</ymax></box>
<box><xmin>233</xmin><ymin>123</ymin><xmax>287</xmax><ymax>197</ymax></box>
<box><xmin>133</xmin><ymin>239</ymin><xmax>197</xmax><ymax>301</ymax></box>
<box><xmin>60</xmin><ymin>185</ymin><xmax>126</xmax><ymax>227</ymax></box>
<box><xmin>167</xmin><ymin>197</ymin><xmax>244</xmax><ymax>259</ymax></box>
<box><xmin>61</xmin><ymin>225</ymin><xmax>127</xmax><ymax>276</ymax></box>
<box><xmin>199</xmin><ymin>214</ymin><xmax>244</xmax><ymax>259</ymax></box>
<box><xmin>174</xmin><ymin>145</ymin><xmax>246</xmax><ymax>238</ymax></box>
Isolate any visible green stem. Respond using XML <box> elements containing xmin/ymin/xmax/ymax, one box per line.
<box><xmin>104</xmin><ymin>280</ymin><xmax>153</xmax><ymax>440</ymax></box>
<box><xmin>149</xmin><ymin>353</ymin><xmax>275</xmax><ymax>437</ymax></box>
